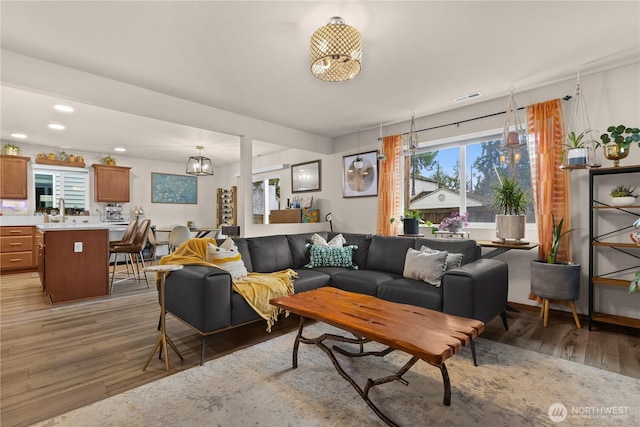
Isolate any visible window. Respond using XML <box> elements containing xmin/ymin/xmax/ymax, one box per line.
<box><xmin>404</xmin><ymin>129</ymin><xmax>534</xmax><ymax>225</ymax></box>
<box><xmin>33</xmin><ymin>165</ymin><xmax>89</xmax><ymax>214</ymax></box>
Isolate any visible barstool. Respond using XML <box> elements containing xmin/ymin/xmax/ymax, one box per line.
<box><xmin>109</xmin><ymin>219</ymin><xmax>151</xmax><ymax>292</ymax></box>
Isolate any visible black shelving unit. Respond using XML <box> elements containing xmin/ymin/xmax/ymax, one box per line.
<box><xmin>588</xmin><ymin>164</ymin><xmax>640</xmax><ymax>330</ymax></box>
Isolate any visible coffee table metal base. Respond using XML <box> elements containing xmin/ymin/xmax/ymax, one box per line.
<box><xmin>292</xmin><ymin>317</ymin><xmax>450</xmax><ymax>427</ymax></box>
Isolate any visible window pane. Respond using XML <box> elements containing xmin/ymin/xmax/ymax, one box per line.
<box><xmin>467</xmin><ymin>139</ymin><xmax>534</xmax><ymax>223</ymax></box>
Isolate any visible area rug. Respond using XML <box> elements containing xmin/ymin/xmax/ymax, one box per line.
<box><xmin>34</xmin><ymin>323</ymin><xmax>639</xmax><ymax>427</ymax></box>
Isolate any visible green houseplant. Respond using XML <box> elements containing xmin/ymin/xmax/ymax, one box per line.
<box><xmin>609</xmin><ymin>185</ymin><xmax>637</xmax><ymax>206</ymax></box>
<box><xmin>599</xmin><ymin>125</ymin><xmax>640</xmax><ymax>167</ymax></box>
<box><xmin>102</xmin><ymin>155</ymin><xmax>117</xmax><ymax>166</ymax></box>
<box><xmin>530</xmin><ymin>214</ymin><xmax>581</xmax><ymax>328</ymax></box>
<box><xmin>390</xmin><ymin>210</ymin><xmax>428</xmax><ymax>235</ymax></box>
<box><xmin>561</xmin><ymin>129</ymin><xmax>597</xmax><ymax>166</ymax></box>
<box><xmin>492</xmin><ymin>172</ymin><xmax>529</xmax><ymax>242</ymax></box>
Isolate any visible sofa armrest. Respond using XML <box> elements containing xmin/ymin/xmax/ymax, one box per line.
<box><xmin>164</xmin><ymin>265</ymin><xmax>233</xmax><ymax>334</ymax></box>
<box><xmin>441</xmin><ymin>258</ymin><xmax>508</xmax><ymax>323</ymax></box>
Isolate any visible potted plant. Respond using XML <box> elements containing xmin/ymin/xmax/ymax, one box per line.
<box><xmin>2</xmin><ymin>143</ymin><xmax>21</xmax><ymax>156</ymax></box>
<box><xmin>438</xmin><ymin>211</ymin><xmax>469</xmax><ymax>233</ymax></box>
<box><xmin>530</xmin><ymin>214</ymin><xmax>581</xmax><ymax>327</ymax></box>
<box><xmin>609</xmin><ymin>185</ymin><xmax>637</xmax><ymax>206</ymax></box>
<box><xmin>599</xmin><ymin>125</ymin><xmax>640</xmax><ymax>167</ymax></box>
<box><xmin>390</xmin><ymin>210</ymin><xmax>424</xmax><ymax>235</ymax></box>
<box><xmin>561</xmin><ymin>129</ymin><xmax>596</xmax><ymax>166</ymax></box>
<box><xmin>102</xmin><ymin>155</ymin><xmax>117</xmax><ymax>166</ymax></box>
<box><xmin>492</xmin><ymin>172</ymin><xmax>529</xmax><ymax>242</ymax></box>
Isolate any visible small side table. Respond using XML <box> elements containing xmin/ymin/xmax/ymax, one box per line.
<box><xmin>142</xmin><ymin>264</ymin><xmax>184</xmax><ymax>372</ymax></box>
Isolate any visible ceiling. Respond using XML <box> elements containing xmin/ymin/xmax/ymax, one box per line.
<box><xmin>1</xmin><ymin>1</ymin><xmax>639</xmax><ymax>165</ymax></box>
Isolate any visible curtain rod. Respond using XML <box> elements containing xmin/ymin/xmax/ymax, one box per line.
<box><xmin>382</xmin><ymin>95</ymin><xmax>572</xmax><ymax>139</ymax></box>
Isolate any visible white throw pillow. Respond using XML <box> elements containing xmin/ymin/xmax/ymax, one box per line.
<box><xmin>311</xmin><ymin>233</ymin><xmax>346</xmax><ymax>248</ymax></box>
<box><xmin>206</xmin><ymin>241</ymin><xmax>248</xmax><ymax>280</ymax></box>
<box><xmin>420</xmin><ymin>245</ymin><xmax>464</xmax><ymax>270</ymax></box>
<box><xmin>403</xmin><ymin>248</ymin><xmax>447</xmax><ymax>286</ymax></box>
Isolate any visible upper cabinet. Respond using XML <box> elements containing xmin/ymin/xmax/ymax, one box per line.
<box><xmin>92</xmin><ymin>164</ymin><xmax>131</xmax><ymax>202</ymax></box>
<box><xmin>0</xmin><ymin>155</ymin><xmax>30</xmax><ymax>199</ymax></box>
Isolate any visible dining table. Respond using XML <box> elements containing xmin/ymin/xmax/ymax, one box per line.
<box><xmin>154</xmin><ymin>226</ymin><xmax>220</xmax><ymax>238</ymax></box>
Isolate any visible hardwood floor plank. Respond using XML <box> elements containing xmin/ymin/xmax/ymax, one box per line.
<box><xmin>1</xmin><ymin>271</ymin><xmax>639</xmax><ymax>427</ymax></box>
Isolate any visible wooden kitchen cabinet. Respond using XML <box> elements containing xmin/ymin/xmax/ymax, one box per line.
<box><xmin>0</xmin><ymin>226</ymin><xmax>36</xmax><ymax>272</ymax></box>
<box><xmin>92</xmin><ymin>164</ymin><xmax>131</xmax><ymax>202</ymax></box>
<box><xmin>0</xmin><ymin>155</ymin><xmax>30</xmax><ymax>199</ymax></box>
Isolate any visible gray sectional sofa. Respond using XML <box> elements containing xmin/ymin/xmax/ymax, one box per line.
<box><xmin>163</xmin><ymin>232</ymin><xmax>509</xmax><ymax>364</ymax></box>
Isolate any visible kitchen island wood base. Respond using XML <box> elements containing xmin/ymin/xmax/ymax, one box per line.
<box><xmin>37</xmin><ymin>228</ymin><xmax>109</xmax><ymax>303</ymax></box>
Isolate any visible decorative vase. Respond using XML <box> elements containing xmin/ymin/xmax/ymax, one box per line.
<box><xmin>447</xmin><ymin>224</ymin><xmax>463</xmax><ymax>233</ymax></box>
<box><xmin>566</xmin><ymin>148</ymin><xmax>588</xmax><ymax>166</ymax></box>
<box><xmin>495</xmin><ymin>214</ymin><xmax>526</xmax><ymax>242</ymax></box>
<box><xmin>530</xmin><ymin>260</ymin><xmax>580</xmax><ymax>301</ymax></box>
<box><xmin>602</xmin><ymin>144</ymin><xmax>629</xmax><ymax>167</ymax></box>
<box><xmin>610</xmin><ymin>196</ymin><xmax>636</xmax><ymax>206</ymax></box>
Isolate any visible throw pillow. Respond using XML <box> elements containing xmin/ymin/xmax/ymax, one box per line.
<box><xmin>403</xmin><ymin>248</ymin><xmax>447</xmax><ymax>286</ymax></box>
<box><xmin>420</xmin><ymin>245</ymin><xmax>464</xmax><ymax>270</ymax></box>
<box><xmin>206</xmin><ymin>241</ymin><xmax>248</xmax><ymax>280</ymax></box>
<box><xmin>304</xmin><ymin>244</ymin><xmax>359</xmax><ymax>269</ymax></box>
<box><xmin>311</xmin><ymin>233</ymin><xmax>346</xmax><ymax>248</ymax></box>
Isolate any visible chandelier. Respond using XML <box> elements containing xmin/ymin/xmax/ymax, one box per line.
<box><xmin>310</xmin><ymin>17</ymin><xmax>362</xmax><ymax>82</ymax></box>
<box><xmin>186</xmin><ymin>145</ymin><xmax>213</xmax><ymax>176</ymax></box>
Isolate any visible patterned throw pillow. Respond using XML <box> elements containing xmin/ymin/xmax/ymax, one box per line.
<box><xmin>420</xmin><ymin>245</ymin><xmax>464</xmax><ymax>270</ymax></box>
<box><xmin>304</xmin><ymin>244</ymin><xmax>359</xmax><ymax>269</ymax></box>
<box><xmin>403</xmin><ymin>248</ymin><xmax>448</xmax><ymax>286</ymax></box>
<box><xmin>206</xmin><ymin>239</ymin><xmax>248</xmax><ymax>280</ymax></box>
<box><xmin>311</xmin><ymin>233</ymin><xmax>346</xmax><ymax>248</ymax></box>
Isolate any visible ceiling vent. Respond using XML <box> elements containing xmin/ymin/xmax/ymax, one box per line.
<box><xmin>454</xmin><ymin>91</ymin><xmax>483</xmax><ymax>103</ymax></box>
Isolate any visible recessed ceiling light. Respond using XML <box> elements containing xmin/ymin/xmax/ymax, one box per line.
<box><xmin>113</xmin><ymin>147</ymin><xmax>126</xmax><ymax>152</ymax></box>
<box><xmin>53</xmin><ymin>104</ymin><xmax>74</xmax><ymax>113</ymax></box>
<box><xmin>48</xmin><ymin>123</ymin><xmax>65</xmax><ymax>130</ymax></box>
<box><xmin>10</xmin><ymin>133</ymin><xmax>27</xmax><ymax>139</ymax></box>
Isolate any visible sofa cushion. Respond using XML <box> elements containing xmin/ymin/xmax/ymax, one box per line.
<box><xmin>206</xmin><ymin>241</ymin><xmax>248</xmax><ymax>280</ymax></box>
<box><xmin>420</xmin><ymin>245</ymin><xmax>464</xmax><ymax>271</ymax></box>
<box><xmin>376</xmin><ymin>278</ymin><xmax>443</xmax><ymax>311</ymax></box>
<box><xmin>414</xmin><ymin>238</ymin><xmax>479</xmax><ymax>265</ymax></box>
<box><xmin>292</xmin><ymin>269</ymin><xmax>331</xmax><ymax>293</ymax></box>
<box><xmin>220</xmin><ymin>237</ymin><xmax>253</xmax><ymax>273</ymax></box>
<box><xmin>311</xmin><ymin>233</ymin><xmax>346</xmax><ymax>247</ymax></box>
<box><xmin>365</xmin><ymin>236</ymin><xmax>415</xmax><ymax>275</ymax></box>
<box><xmin>331</xmin><ymin>269</ymin><xmax>398</xmax><ymax>295</ymax></box>
<box><xmin>247</xmin><ymin>235</ymin><xmax>293</xmax><ymax>273</ymax></box>
<box><xmin>331</xmin><ymin>233</ymin><xmax>372</xmax><ymax>269</ymax></box>
<box><xmin>287</xmin><ymin>232</ymin><xmax>327</xmax><ymax>269</ymax></box>
<box><xmin>403</xmin><ymin>248</ymin><xmax>447</xmax><ymax>286</ymax></box>
<box><xmin>304</xmin><ymin>245</ymin><xmax>358</xmax><ymax>269</ymax></box>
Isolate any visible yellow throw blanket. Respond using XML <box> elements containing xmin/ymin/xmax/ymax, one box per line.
<box><xmin>158</xmin><ymin>238</ymin><xmax>296</xmax><ymax>331</ymax></box>
<box><xmin>232</xmin><ymin>269</ymin><xmax>298</xmax><ymax>332</ymax></box>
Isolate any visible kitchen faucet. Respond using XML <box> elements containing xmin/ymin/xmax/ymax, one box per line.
<box><xmin>58</xmin><ymin>197</ymin><xmax>65</xmax><ymax>222</ymax></box>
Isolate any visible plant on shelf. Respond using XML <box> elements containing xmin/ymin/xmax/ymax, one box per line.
<box><xmin>438</xmin><ymin>211</ymin><xmax>469</xmax><ymax>232</ymax></box>
<box><xmin>390</xmin><ymin>210</ymin><xmax>429</xmax><ymax>235</ymax></box>
<box><xmin>609</xmin><ymin>185</ymin><xmax>637</xmax><ymax>206</ymax></box>
<box><xmin>102</xmin><ymin>155</ymin><xmax>117</xmax><ymax>166</ymax></box>
<box><xmin>1</xmin><ymin>143</ymin><xmax>21</xmax><ymax>156</ymax></box>
<box><xmin>561</xmin><ymin>129</ymin><xmax>597</xmax><ymax>166</ymax></box>
<box><xmin>492</xmin><ymin>172</ymin><xmax>530</xmax><ymax>242</ymax></box>
<box><xmin>599</xmin><ymin>125</ymin><xmax>640</xmax><ymax>167</ymax></box>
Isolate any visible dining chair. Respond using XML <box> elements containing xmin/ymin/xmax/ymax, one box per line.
<box><xmin>110</xmin><ymin>219</ymin><xmax>138</xmax><ymax>247</ymax></box>
<box><xmin>168</xmin><ymin>225</ymin><xmax>191</xmax><ymax>252</ymax></box>
<box><xmin>147</xmin><ymin>227</ymin><xmax>170</xmax><ymax>262</ymax></box>
<box><xmin>109</xmin><ymin>219</ymin><xmax>152</xmax><ymax>292</ymax></box>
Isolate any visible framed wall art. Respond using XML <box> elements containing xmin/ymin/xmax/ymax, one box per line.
<box><xmin>151</xmin><ymin>172</ymin><xmax>197</xmax><ymax>204</ymax></box>
<box><xmin>291</xmin><ymin>160</ymin><xmax>321</xmax><ymax>193</ymax></box>
<box><xmin>343</xmin><ymin>150</ymin><xmax>378</xmax><ymax>198</ymax></box>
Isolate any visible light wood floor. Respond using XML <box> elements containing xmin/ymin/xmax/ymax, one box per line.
<box><xmin>1</xmin><ymin>271</ymin><xmax>639</xmax><ymax>427</ymax></box>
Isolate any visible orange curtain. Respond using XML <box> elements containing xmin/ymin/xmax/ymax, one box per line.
<box><xmin>377</xmin><ymin>135</ymin><xmax>403</xmax><ymax>236</ymax></box>
<box><xmin>527</xmin><ymin>99</ymin><xmax>572</xmax><ymax>262</ymax></box>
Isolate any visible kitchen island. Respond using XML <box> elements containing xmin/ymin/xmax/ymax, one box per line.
<box><xmin>36</xmin><ymin>223</ymin><xmax>121</xmax><ymax>303</ymax></box>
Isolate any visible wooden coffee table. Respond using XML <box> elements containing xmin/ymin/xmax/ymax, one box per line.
<box><xmin>271</xmin><ymin>287</ymin><xmax>484</xmax><ymax>427</ymax></box>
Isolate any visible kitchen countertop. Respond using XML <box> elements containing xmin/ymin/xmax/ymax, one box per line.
<box><xmin>37</xmin><ymin>223</ymin><xmax>129</xmax><ymax>231</ymax></box>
